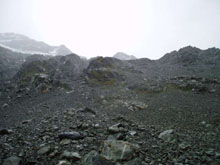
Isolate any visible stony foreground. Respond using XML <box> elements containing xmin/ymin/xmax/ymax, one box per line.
<box><xmin>0</xmin><ymin>86</ymin><xmax>220</xmax><ymax>165</ymax></box>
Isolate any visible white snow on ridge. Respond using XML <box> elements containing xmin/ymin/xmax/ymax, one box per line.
<box><xmin>0</xmin><ymin>33</ymin><xmax>73</xmax><ymax>56</ymax></box>
<box><xmin>0</xmin><ymin>40</ymin><xmax>14</xmax><ymax>43</ymax></box>
<box><xmin>0</xmin><ymin>43</ymin><xmax>52</xmax><ymax>55</ymax></box>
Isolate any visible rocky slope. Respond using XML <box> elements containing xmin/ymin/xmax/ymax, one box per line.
<box><xmin>0</xmin><ymin>46</ymin><xmax>220</xmax><ymax>164</ymax></box>
<box><xmin>0</xmin><ymin>33</ymin><xmax>72</xmax><ymax>56</ymax></box>
<box><xmin>0</xmin><ymin>46</ymin><xmax>31</xmax><ymax>82</ymax></box>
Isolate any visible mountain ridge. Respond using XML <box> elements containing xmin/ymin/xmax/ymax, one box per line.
<box><xmin>0</xmin><ymin>33</ymin><xmax>72</xmax><ymax>56</ymax></box>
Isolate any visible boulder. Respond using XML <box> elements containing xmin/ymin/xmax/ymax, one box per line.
<box><xmin>81</xmin><ymin>151</ymin><xmax>115</xmax><ymax>165</ymax></box>
<box><xmin>101</xmin><ymin>140</ymin><xmax>137</xmax><ymax>162</ymax></box>
<box><xmin>37</xmin><ymin>145</ymin><xmax>51</xmax><ymax>155</ymax></box>
<box><xmin>3</xmin><ymin>156</ymin><xmax>21</xmax><ymax>165</ymax></box>
<box><xmin>158</xmin><ymin>129</ymin><xmax>175</xmax><ymax>142</ymax></box>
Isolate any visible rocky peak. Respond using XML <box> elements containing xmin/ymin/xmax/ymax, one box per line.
<box><xmin>159</xmin><ymin>46</ymin><xmax>202</xmax><ymax>65</ymax></box>
<box><xmin>159</xmin><ymin>46</ymin><xmax>220</xmax><ymax>66</ymax></box>
<box><xmin>113</xmin><ymin>52</ymin><xmax>137</xmax><ymax>60</ymax></box>
<box><xmin>0</xmin><ymin>33</ymin><xmax>72</xmax><ymax>56</ymax></box>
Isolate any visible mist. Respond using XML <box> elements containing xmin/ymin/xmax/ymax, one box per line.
<box><xmin>0</xmin><ymin>0</ymin><xmax>220</xmax><ymax>59</ymax></box>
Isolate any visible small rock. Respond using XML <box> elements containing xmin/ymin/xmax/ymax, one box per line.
<box><xmin>174</xmin><ymin>163</ymin><xmax>183</xmax><ymax>165</ymax></box>
<box><xmin>200</xmin><ymin>121</ymin><xmax>206</xmax><ymax>125</ymax></box>
<box><xmin>53</xmin><ymin>125</ymin><xmax>59</xmax><ymax>131</ymax></box>
<box><xmin>129</xmin><ymin>131</ymin><xmax>137</xmax><ymax>136</ymax></box>
<box><xmin>57</xmin><ymin>160</ymin><xmax>71</xmax><ymax>165</ymax></box>
<box><xmin>37</xmin><ymin>145</ymin><xmax>51</xmax><ymax>155</ymax></box>
<box><xmin>205</xmin><ymin>148</ymin><xmax>214</xmax><ymax>156</ymax></box>
<box><xmin>208</xmin><ymin>89</ymin><xmax>216</xmax><ymax>93</ymax></box>
<box><xmin>61</xmin><ymin>151</ymin><xmax>81</xmax><ymax>161</ymax></box>
<box><xmin>80</xmin><ymin>107</ymin><xmax>96</xmax><ymax>115</ymax></box>
<box><xmin>94</xmin><ymin>123</ymin><xmax>100</xmax><ymax>128</ymax></box>
<box><xmin>60</xmin><ymin>139</ymin><xmax>71</xmax><ymax>145</ymax></box>
<box><xmin>158</xmin><ymin>129</ymin><xmax>175</xmax><ymax>142</ymax></box>
<box><xmin>49</xmin><ymin>150</ymin><xmax>59</xmax><ymax>158</ymax></box>
<box><xmin>2</xmin><ymin>103</ymin><xmax>9</xmax><ymax>108</ymax></box>
<box><xmin>215</xmin><ymin>152</ymin><xmax>220</xmax><ymax>158</ymax></box>
<box><xmin>22</xmin><ymin>119</ymin><xmax>32</xmax><ymax>124</ymax></box>
<box><xmin>205</xmin><ymin>124</ymin><xmax>213</xmax><ymax>129</ymax></box>
<box><xmin>3</xmin><ymin>156</ymin><xmax>21</xmax><ymax>165</ymax></box>
<box><xmin>178</xmin><ymin>142</ymin><xmax>190</xmax><ymax>150</ymax></box>
<box><xmin>80</xmin><ymin>123</ymin><xmax>89</xmax><ymax>129</ymax></box>
<box><xmin>58</xmin><ymin>131</ymin><xmax>84</xmax><ymax>140</ymax></box>
<box><xmin>108</xmin><ymin>123</ymin><xmax>123</xmax><ymax>134</ymax></box>
<box><xmin>107</xmin><ymin>133</ymin><xmax>124</xmax><ymax>140</ymax></box>
<box><xmin>0</xmin><ymin>129</ymin><xmax>11</xmax><ymax>135</ymax></box>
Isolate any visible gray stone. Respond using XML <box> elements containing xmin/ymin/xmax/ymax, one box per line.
<box><xmin>205</xmin><ymin>124</ymin><xmax>213</xmax><ymax>129</ymax></box>
<box><xmin>107</xmin><ymin>133</ymin><xmax>124</xmax><ymax>140</ymax></box>
<box><xmin>101</xmin><ymin>140</ymin><xmax>136</xmax><ymax>162</ymax></box>
<box><xmin>22</xmin><ymin>119</ymin><xmax>32</xmax><ymax>124</ymax></box>
<box><xmin>2</xmin><ymin>103</ymin><xmax>9</xmax><ymax>108</ymax></box>
<box><xmin>58</xmin><ymin>131</ymin><xmax>84</xmax><ymax>140</ymax></box>
<box><xmin>60</xmin><ymin>139</ymin><xmax>71</xmax><ymax>145</ymax></box>
<box><xmin>205</xmin><ymin>148</ymin><xmax>214</xmax><ymax>156</ymax></box>
<box><xmin>129</xmin><ymin>131</ymin><xmax>137</xmax><ymax>136</ymax></box>
<box><xmin>3</xmin><ymin>156</ymin><xmax>21</xmax><ymax>165</ymax></box>
<box><xmin>37</xmin><ymin>145</ymin><xmax>51</xmax><ymax>155</ymax></box>
<box><xmin>57</xmin><ymin>160</ymin><xmax>71</xmax><ymax>165</ymax></box>
<box><xmin>215</xmin><ymin>152</ymin><xmax>220</xmax><ymax>158</ymax></box>
<box><xmin>108</xmin><ymin>123</ymin><xmax>123</xmax><ymax>134</ymax></box>
<box><xmin>61</xmin><ymin>151</ymin><xmax>81</xmax><ymax>161</ymax></box>
<box><xmin>82</xmin><ymin>151</ymin><xmax>115</xmax><ymax>165</ymax></box>
<box><xmin>80</xmin><ymin>107</ymin><xmax>96</xmax><ymax>115</ymax></box>
<box><xmin>49</xmin><ymin>150</ymin><xmax>59</xmax><ymax>158</ymax></box>
<box><xmin>208</xmin><ymin>89</ymin><xmax>216</xmax><ymax>93</ymax></box>
<box><xmin>158</xmin><ymin>129</ymin><xmax>175</xmax><ymax>142</ymax></box>
<box><xmin>178</xmin><ymin>142</ymin><xmax>190</xmax><ymax>150</ymax></box>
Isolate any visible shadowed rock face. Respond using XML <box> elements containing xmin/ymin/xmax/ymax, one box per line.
<box><xmin>85</xmin><ymin>57</ymin><xmax>125</xmax><ymax>85</ymax></box>
<box><xmin>0</xmin><ymin>33</ymin><xmax>72</xmax><ymax>55</ymax></box>
<box><xmin>158</xmin><ymin>46</ymin><xmax>220</xmax><ymax>65</ymax></box>
<box><xmin>0</xmin><ymin>46</ymin><xmax>31</xmax><ymax>82</ymax></box>
<box><xmin>15</xmin><ymin>54</ymin><xmax>89</xmax><ymax>85</ymax></box>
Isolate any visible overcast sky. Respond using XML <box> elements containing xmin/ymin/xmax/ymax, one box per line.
<box><xmin>0</xmin><ymin>0</ymin><xmax>220</xmax><ymax>59</ymax></box>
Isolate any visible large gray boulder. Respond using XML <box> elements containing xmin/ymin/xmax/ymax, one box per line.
<box><xmin>3</xmin><ymin>156</ymin><xmax>21</xmax><ymax>165</ymax></box>
<box><xmin>82</xmin><ymin>151</ymin><xmax>115</xmax><ymax>165</ymax></box>
<box><xmin>101</xmin><ymin>140</ymin><xmax>138</xmax><ymax>162</ymax></box>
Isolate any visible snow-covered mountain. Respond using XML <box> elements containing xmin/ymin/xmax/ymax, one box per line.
<box><xmin>113</xmin><ymin>52</ymin><xmax>137</xmax><ymax>60</ymax></box>
<box><xmin>0</xmin><ymin>33</ymin><xmax>72</xmax><ymax>56</ymax></box>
